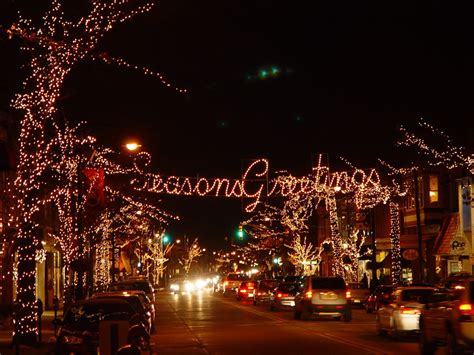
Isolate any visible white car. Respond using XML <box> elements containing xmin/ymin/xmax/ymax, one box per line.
<box><xmin>376</xmin><ymin>286</ymin><xmax>437</xmax><ymax>339</ymax></box>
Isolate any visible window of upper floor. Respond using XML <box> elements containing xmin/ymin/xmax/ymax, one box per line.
<box><xmin>428</xmin><ymin>175</ymin><xmax>439</xmax><ymax>205</ymax></box>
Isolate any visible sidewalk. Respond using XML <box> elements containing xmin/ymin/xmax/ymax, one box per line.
<box><xmin>0</xmin><ymin>310</ymin><xmax>62</xmax><ymax>354</ymax></box>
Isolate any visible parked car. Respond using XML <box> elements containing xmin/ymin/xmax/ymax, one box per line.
<box><xmin>220</xmin><ymin>272</ymin><xmax>250</xmax><ymax>295</ymax></box>
<box><xmin>376</xmin><ymin>286</ymin><xmax>437</xmax><ymax>339</ymax></box>
<box><xmin>438</xmin><ymin>271</ymin><xmax>472</xmax><ymax>291</ymax></box>
<box><xmin>347</xmin><ymin>282</ymin><xmax>369</xmax><ymax>307</ymax></box>
<box><xmin>253</xmin><ymin>279</ymin><xmax>279</xmax><ymax>305</ymax></box>
<box><xmin>55</xmin><ymin>297</ymin><xmax>145</xmax><ymax>354</ymax></box>
<box><xmin>270</xmin><ymin>282</ymin><xmax>301</xmax><ymax>311</ymax></box>
<box><xmin>366</xmin><ymin>285</ymin><xmax>394</xmax><ymax>313</ymax></box>
<box><xmin>90</xmin><ymin>292</ymin><xmax>153</xmax><ymax>334</ymax></box>
<box><xmin>419</xmin><ymin>277</ymin><xmax>474</xmax><ymax>354</ymax></box>
<box><xmin>294</xmin><ymin>276</ymin><xmax>352</xmax><ymax>321</ymax></box>
<box><xmin>108</xmin><ymin>278</ymin><xmax>156</xmax><ymax>302</ymax></box>
<box><xmin>236</xmin><ymin>281</ymin><xmax>257</xmax><ymax>301</ymax></box>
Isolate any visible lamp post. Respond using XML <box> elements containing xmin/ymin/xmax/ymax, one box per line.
<box><xmin>413</xmin><ymin>169</ymin><xmax>424</xmax><ymax>283</ymax></box>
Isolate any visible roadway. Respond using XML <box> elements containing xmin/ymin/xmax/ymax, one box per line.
<box><xmin>151</xmin><ymin>290</ymin><xmax>421</xmax><ymax>355</ymax></box>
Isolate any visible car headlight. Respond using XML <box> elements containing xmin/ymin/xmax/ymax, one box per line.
<box><xmin>185</xmin><ymin>282</ymin><xmax>195</xmax><ymax>291</ymax></box>
<box><xmin>170</xmin><ymin>284</ymin><xmax>179</xmax><ymax>291</ymax></box>
<box><xmin>62</xmin><ymin>335</ymin><xmax>83</xmax><ymax>344</ymax></box>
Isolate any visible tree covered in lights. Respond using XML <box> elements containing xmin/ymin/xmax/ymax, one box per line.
<box><xmin>178</xmin><ymin>237</ymin><xmax>203</xmax><ymax>275</ymax></box>
<box><xmin>141</xmin><ymin>232</ymin><xmax>173</xmax><ymax>286</ymax></box>
<box><xmin>285</xmin><ymin>236</ymin><xmax>321</xmax><ymax>276</ymax></box>
<box><xmin>398</xmin><ymin>118</ymin><xmax>473</xmax><ymax>172</ymax></box>
<box><xmin>5</xmin><ymin>0</ymin><xmax>185</xmax><ymax>342</ymax></box>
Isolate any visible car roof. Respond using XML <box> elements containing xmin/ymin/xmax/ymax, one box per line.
<box><xmin>394</xmin><ymin>286</ymin><xmax>437</xmax><ymax>291</ymax></box>
<box><xmin>71</xmin><ymin>297</ymin><xmax>131</xmax><ymax>307</ymax></box>
<box><xmin>92</xmin><ymin>291</ymin><xmax>145</xmax><ymax>297</ymax></box>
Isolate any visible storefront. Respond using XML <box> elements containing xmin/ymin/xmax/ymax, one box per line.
<box><xmin>434</xmin><ymin>213</ymin><xmax>472</xmax><ymax>278</ymax></box>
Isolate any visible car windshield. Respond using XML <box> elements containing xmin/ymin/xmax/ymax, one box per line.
<box><xmin>227</xmin><ymin>274</ymin><xmax>249</xmax><ymax>281</ymax></box>
<box><xmin>259</xmin><ymin>280</ymin><xmax>279</xmax><ymax>290</ymax></box>
<box><xmin>348</xmin><ymin>283</ymin><xmax>365</xmax><ymax>289</ymax></box>
<box><xmin>376</xmin><ymin>286</ymin><xmax>393</xmax><ymax>293</ymax></box>
<box><xmin>401</xmin><ymin>289</ymin><xmax>434</xmax><ymax>303</ymax></box>
<box><xmin>64</xmin><ymin>303</ymin><xmax>132</xmax><ymax>326</ymax></box>
<box><xmin>311</xmin><ymin>277</ymin><xmax>345</xmax><ymax>289</ymax></box>
<box><xmin>277</xmin><ymin>283</ymin><xmax>299</xmax><ymax>293</ymax></box>
<box><xmin>109</xmin><ymin>282</ymin><xmax>152</xmax><ymax>294</ymax></box>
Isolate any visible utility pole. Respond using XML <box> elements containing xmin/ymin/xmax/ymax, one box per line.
<box><xmin>370</xmin><ymin>208</ymin><xmax>377</xmax><ymax>286</ymax></box>
<box><xmin>413</xmin><ymin>169</ymin><xmax>424</xmax><ymax>283</ymax></box>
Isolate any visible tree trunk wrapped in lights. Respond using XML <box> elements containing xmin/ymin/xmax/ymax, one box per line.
<box><xmin>389</xmin><ymin>201</ymin><xmax>402</xmax><ymax>286</ymax></box>
<box><xmin>6</xmin><ymin>0</ymin><xmax>184</xmax><ymax>342</ymax></box>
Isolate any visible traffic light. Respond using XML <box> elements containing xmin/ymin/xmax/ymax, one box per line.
<box><xmin>163</xmin><ymin>234</ymin><xmax>171</xmax><ymax>244</ymax></box>
<box><xmin>237</xmin><ymin>226</ymin><xmax>244</xmax><ymax>239</ymax></box>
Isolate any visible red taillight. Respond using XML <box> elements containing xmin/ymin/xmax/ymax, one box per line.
<box><xmin>305</xmin><ymin>291</ymin><xmax>312</xmax><ymax>299</ymax></box>
<box><xmin>277</xmin><ymin>293</ymin><xmax>282</xmax><ymax>298</ymax></box>
<box><xmin>400</xmin><ymin>306</ymin><xmax>421</xmax><ymax>315</ymax></box>
<box><xmin>277</xmin><ymin>293</ymin><xmax>289</xmax><ymax>298</ymax></box>
<box><xmin>383</xmin><ymin>294</ymin><xmax>389</xmax><ymax>299</ymax></box>
<box><xmin>346</xmin><ymin>291</ymin><xmax>351</xmax><ymax>299</ymax></box>
<box><xmin>257</xmin><ymin>292</ymin><xmax>262</xmax><ymax>296</ymax></box>
<box><xmin>459</xmin><ymin>304</ymin><xmax>473</xmax><ymax>315</ymax></box>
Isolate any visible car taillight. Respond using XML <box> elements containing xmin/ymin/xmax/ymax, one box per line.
<box><xmin>400</xmin><ymin>306</ymin><xmax>421</xmax><ymax>315</ymax></box>
<box><xmin>277</xmin><ymin>293</ymin><xmax>289</xmax><ymax>298</ymax></box>
<box><xmin>240</xmin><ymin>289</ymin><xmax>247</xmax><ymax>293</ymax></box>
<box><xmin>346</xmin><ymin>291</ymin><xmax>351</xmax><ymax>299</ymax></box>
<box><xmin>305</xmin><ymin>291</ymin><xmax>312</xmax><ymax>299</ymax></box>
<box><xmin>459</xmin><ymin>303</ymin><xmax>473</xmax><ymax>315</ymax></box>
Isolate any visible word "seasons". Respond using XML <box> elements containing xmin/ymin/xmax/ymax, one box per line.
<box><xmin>131</xmin><ymin>158</ymin><xmax>385</xmax><ymax>212</ymax></box>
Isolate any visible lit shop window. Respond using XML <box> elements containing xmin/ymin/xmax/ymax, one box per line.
<box><xmin>429</xmin><ymin>175</ymin><xmax>439</xmax><ymax>204</ymax></box>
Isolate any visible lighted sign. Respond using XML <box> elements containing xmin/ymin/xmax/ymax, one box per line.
<box><xmin>131</xmin><ymin>155</ymin><xmax>389</xmax><ymax>212</ymax></box>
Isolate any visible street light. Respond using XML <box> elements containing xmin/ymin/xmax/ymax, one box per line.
<box><xmin>124</xmin><ymin>142</ymin><xmax>142</xmax><ymax>152</ymax></box>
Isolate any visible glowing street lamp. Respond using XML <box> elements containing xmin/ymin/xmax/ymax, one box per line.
<box><xmin>125</xmin><ymin>142</ymin><xmax>142</xmax><ymax>151</ymax></box>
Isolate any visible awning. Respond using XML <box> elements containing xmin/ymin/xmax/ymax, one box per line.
<box><xmin>434</xmin><ymin>213</ymin><xmax>471</xmax><ymax>256</ymax></box>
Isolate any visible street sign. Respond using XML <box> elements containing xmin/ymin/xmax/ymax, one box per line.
<box><xmin>402</xmin><ymin>249</ymin><xmax>419</xmax><ymax>261</ymax></box>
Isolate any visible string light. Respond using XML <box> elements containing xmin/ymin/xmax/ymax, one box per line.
<box><xmin>398</xmin><ymin>118</ymin><xmax>473</xmax><ymax>171</ymax></box>
<box><xmin>285</xmin><ymin>236</ymin><xmax>319</xmax><ymax>276</ymax></box>
<box><xmin>6</xmin><ymin>0</ymin><xmax>184</xmax><ymax>341</ymax></box>
<box><xmin>390</xmin><ymin>202</ymin><xmax>401</xmax><ymax>286</ymax></box>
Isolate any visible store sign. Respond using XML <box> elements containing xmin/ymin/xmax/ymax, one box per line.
<box><xmin>450</xmin><ymin>238</ymin><xmax>467</xmax><ymax>255</ymax></box>
<box><xmin>402</xmin><ymin>249</ymin><xmax>419</xmax><ymax>261</ymax></box>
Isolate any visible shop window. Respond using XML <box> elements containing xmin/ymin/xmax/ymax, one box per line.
<box><xmin>429</xmin><ymin>175</ymin><xmax>439</xmax><ymax>204</ymax></box>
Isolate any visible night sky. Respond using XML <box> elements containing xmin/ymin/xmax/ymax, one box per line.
<box><xmin>1</xmin><ymin>1</ymin><xmax>473</xmax><ymax>249</ymax></box>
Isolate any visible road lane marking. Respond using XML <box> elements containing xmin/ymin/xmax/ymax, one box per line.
<box><xmin>215</xmin><ymin>297</ymin><xmax>394</xmax><ymax>355</ymax></box>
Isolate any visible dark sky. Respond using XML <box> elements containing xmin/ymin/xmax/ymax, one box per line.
<box><xmin>1</xmin><ymin>0</ymin><xmax>473</xmax><ymax>249</ymax></box>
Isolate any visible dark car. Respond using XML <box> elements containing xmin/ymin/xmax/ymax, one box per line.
<box><xmin>253</xmin><ymin>279</ymin><xmax>279</xmax><ymax>305</ymax></box>
<box><xmin>55</xmin><ymin>297</ymin><xmax>143</xmax><ymax>354</ymax></box>
<box><xmin>419</xmin><ymin>277</ymin><xmax>474</xmax><ymax>354</ymax></box>
<box><xmin>90</xmin><ymin>292</ymin><xmax>153</xmax><ymax>333</ymax></box>
<box><xmin>270</xmin><ymin>282</ymin><xmax>301</xmax><ymax>311</ymax></box>
<box><xmin>366</xmin><ymin>285</ymin><xmax>394</xmax><ymax>313</ymax></box>
<box><xmin>438</xmin><ymin>271</ymin><xmax>472</xmax><ymax>291</ymax></box>
<box><xmin>237</xmin><ymin>281</ymin><xmax>257</xmax><ymax>301</ymax></box>
<box><xmin>107</xmin><ymin>279</ymin><xmax>156</xmax><ymax>302</ymax></box>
